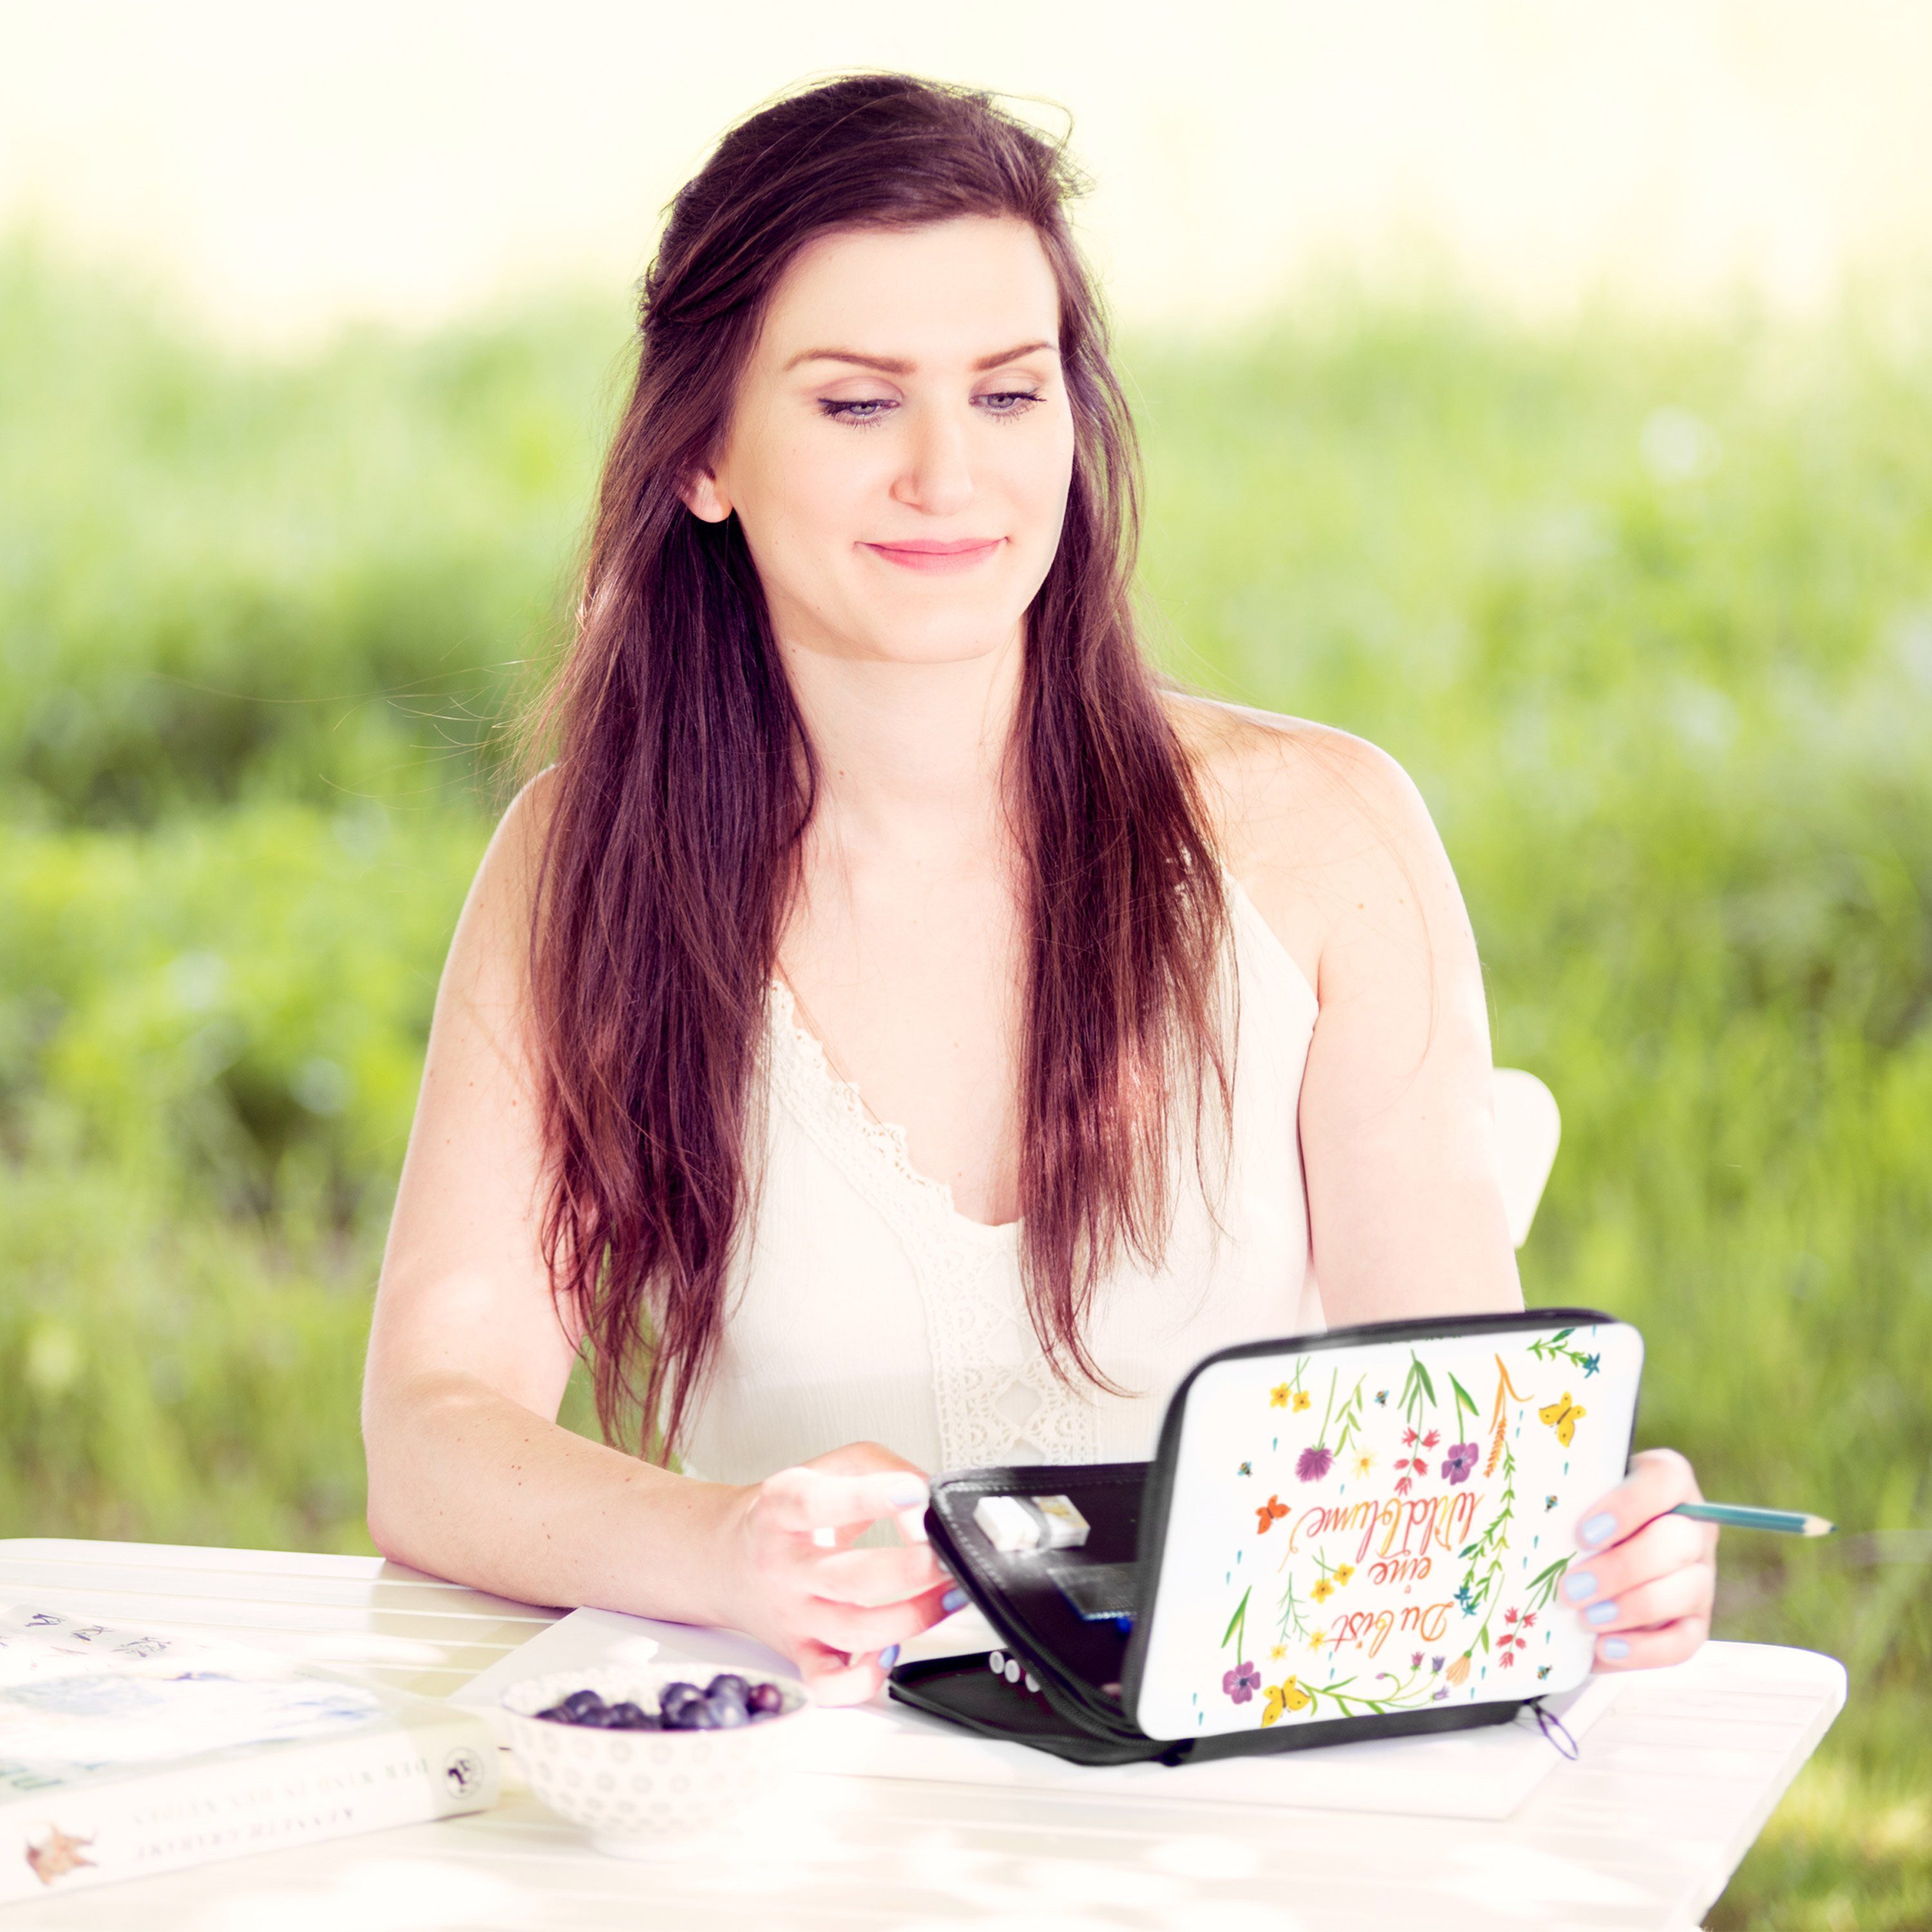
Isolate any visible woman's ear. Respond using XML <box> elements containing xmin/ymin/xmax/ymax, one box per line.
<box><xmin>681</xmin><ymin>468</ymin><xmax>733</xmax><ymax>523</ymax></box>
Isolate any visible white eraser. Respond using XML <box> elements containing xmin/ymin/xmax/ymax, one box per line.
<box><xmin>973</xmin><ymin>1495</ymin><xmax>1042</xmax><ymax>1553</ymax></box>
<box><xmin>1028</xmin><ymin>1495</ymin><xmax>1090</xmax><ymax>1550</ymax></box>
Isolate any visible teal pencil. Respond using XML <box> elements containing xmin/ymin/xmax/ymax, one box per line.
<box><xmin>1671</xmin><ymin>1501</ymin><xmax>1835</xmax><ymax>1535</ymax></box>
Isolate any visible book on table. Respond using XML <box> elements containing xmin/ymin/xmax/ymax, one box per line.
<box><xmin>0</xmin><ymin>1603</ymin><xmax>496</xmax><ymax>1903</ymax></box>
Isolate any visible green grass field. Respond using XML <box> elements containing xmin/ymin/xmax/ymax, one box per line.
<box><xmin>2</xmin><ymin>239</ymin><xmax>1927</xmax><ymax>1925</ymax></box>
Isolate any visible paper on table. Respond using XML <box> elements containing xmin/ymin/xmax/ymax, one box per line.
<box><xmin>451</xmin><ymin>1604</ymin><xmax>1619</xmax><ymax>1820</ymax></box>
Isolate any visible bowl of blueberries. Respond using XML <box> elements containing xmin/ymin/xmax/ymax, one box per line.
<box><xmin>500</xmin><ymin>1662</ymin><xmax>809</xmax><ymax>1857</ymax></box>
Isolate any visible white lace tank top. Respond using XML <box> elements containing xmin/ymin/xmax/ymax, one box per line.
<box><xmin>679</xmin><ymin>871</ymin><xmax>1324</xmax><ymax>1484</ymax></box>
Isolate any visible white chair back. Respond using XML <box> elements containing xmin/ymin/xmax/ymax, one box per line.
<box><xmin>1492</xmin><ymin>1067</ymin><xmax>1561</xmax><ymax>1249</ymax></box>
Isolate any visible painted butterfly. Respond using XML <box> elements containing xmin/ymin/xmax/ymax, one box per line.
<box><xmin>1255</xmin><ymin>1494</ymin><xmax>1289</xmax><ymax>1535</ymax></box>
<box><xmin>1539</xmin><ymin>1392</ymin><xmax>1586</xmax><ymax>1447</ymax></box>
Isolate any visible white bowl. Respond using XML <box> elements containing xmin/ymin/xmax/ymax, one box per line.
<box><xmin>500</xmin><ymin>1661</ymin><xmax>811</xmax><ymax>1858</ymax></box>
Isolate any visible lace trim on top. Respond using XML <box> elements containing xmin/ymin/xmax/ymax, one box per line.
<box><xmin>763</xmin><ymin>979</ymin><xmax>1100</xmax><ymax>1468</ymax></box>
<box><xmin>766</xmin><ymin>980</ymin><xmax>1018</xmax><ymax>1245</ymax></box>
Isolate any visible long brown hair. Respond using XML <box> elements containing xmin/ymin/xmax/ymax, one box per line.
<box><xmin>522</xmin><ymin>72</ymin><xmax>1231</xmax><ymax>1461</ymax></box>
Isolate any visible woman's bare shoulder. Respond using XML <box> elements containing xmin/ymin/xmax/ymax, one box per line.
<box><xmin>480</xmin><ymin>764</ymin><xmax>561</xmax><ymax>901</ymax></box>
<box><xmin>1165</xmin><ymin>690</ymin><xmax>1433</xmax><ymax>873</ymax></box>
<box><xmin>437</xmin><ymin>764</ymin><xmax>562</xmax><ymax>1017</ymax></box>
<box><xmin>1151</xmin><ymin>692</ymin><xmax>1453</xmax><ymax>997</ymax></box>
<box><xmin>497</xmin><ymin>762</ymin><xmax>562</xmax><ymax>857</ymax></box>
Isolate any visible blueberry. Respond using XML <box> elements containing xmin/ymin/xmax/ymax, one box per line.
<box><xmin>706</xmin><ymin>1692</ymin><xmax>750</xmax><ymax>1728</ymax></box>
<box><xmin>746</xmin><ymin>1680</ymin><xmax>786</xmax><ymax>1716</ymax></box>
<box><xmin>607</xmin><ymin>1701</ymin><xmax>654</xmax><ymax>1729</ymax></box>
<box><xmin>560</xmin><ymin>1689</ymin><xmax>605</xmax><ymax>1722</ymax></box>
<box><xmin>658</xmin><ymin>1683</ymin><xmax>708</xmax><ymax>1730</ymax></box>
<box><xmin>705</xmin><ymin>1673</ymin><xmax>750</xmax><ymax>1704</ymax></box>
<box><xmin>535</xmin><ymin>1703</ymin><xmax>571</xmax><ymax>1723</ymax></box>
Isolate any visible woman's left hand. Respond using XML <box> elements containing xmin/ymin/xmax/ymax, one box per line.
<box><xmin>1565</xmin><ymin>1446</ymin><xmax>1718</xmax><ymax>1671</ymax></box>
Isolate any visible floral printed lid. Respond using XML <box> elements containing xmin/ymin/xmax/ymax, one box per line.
<box><xmin>1128</xmin><ymin>1312</ymin><xmax>1643</xmax><ymax>1743</ymax></box>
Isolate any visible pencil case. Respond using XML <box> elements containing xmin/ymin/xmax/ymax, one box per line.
<box><xmin>889</xmin><ymin>1306</ymin><xmax>1642</xmax><ymax>1765</ymax></box>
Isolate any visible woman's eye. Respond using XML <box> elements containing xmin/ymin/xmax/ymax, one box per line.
<box><xmin>819</xmin><ymin>397</ymin><xmax>895</xmax><ymax>423</ymax></box>
<box><xmin>815</xmin><ymin>390</ymin><xmax>1045</xmax><ymax>426</ymax></box>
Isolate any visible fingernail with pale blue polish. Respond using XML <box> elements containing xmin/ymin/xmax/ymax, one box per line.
<box><xmin>1580</xmin><ymin>1512</ymin><xmax>1617</xmax><ymax>1548</ymax></box>
<box><xmin>878</xmin><ymin>1645</ymin><xmax>899</xmax><ymax>1668</ymax></box>
<box><xmin>1563</xmin><ymin>1570</ymin><xmax>1598</xmax><ymax>1602</ymax></box>
<box><xmin>1602</xmin><ymin>1636</ymin><xmax>1631</xmax><ymax>1659</ymax></box>
<box><xmin>1586</xmin><ymin>1600</ymin><xmax>1619</xmax><ymax>1625</ymax></box>
<box><xmin>941</xmin><ymin>1587</ymin><xmax>969</xmax><ymax>1614</ymax></box>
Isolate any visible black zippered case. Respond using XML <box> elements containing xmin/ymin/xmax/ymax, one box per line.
<box><xmin>889</xmin><ymin>1306</ymin><xmax>1642</xmax><ymax>1766</ymax></box>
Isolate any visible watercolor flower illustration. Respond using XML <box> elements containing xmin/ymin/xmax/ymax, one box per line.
<box><xmin>1446</xmin><ymin>1654</ymin><xmax>1472</xmax><ymax>1685</ymax></box>
<box><xmin>1293</xmin><ymin>1368</ymin><xmax>1340</xmax><ymax>1480</ymax></box>
<box><xmin>1270</xmin><ymin>1643</ymin><xmax>1287</xmax><ymax>1662</ymax></box>
<box><xmin>1354</xmin><ymin>1452</ymin><xmax>1374</xmax><ymax>1477</ymax></box>
<box><xmin>1335</xmin><ymin>1564</ymin><xmax>1354</xmax><ymax>1586</ymax></box>
<box><xmin>1223</xmin><ymin>1660</ymin><xmax>1262</xmax><ymax>1703</ymax></box>
<box><xmin>1311</xmin><ymin>1577</ymin><xmax>1334</xmax><ymax>1604</ymax></box>
<box><xmin>1441</xmin><ymin>1441</ymin><xmax>1480</xmax><ymax>1484</ymax></box>
<box><xmin>1261</xmin><ymin>1676</ymin><xmax>1314</xmax><ymax>1727</ymax></box>
<box><xmin>1392</xmin><ymin>1424</ymin><xmax>1443</xmax><ymax>1496</ymax></box>
<box><xmin>1496</xmin><ymin>1606</ymin><xmax>1536</xmax><ymax>1665</ymax></box>
<box><xmin>1270</xmin><ymin>1383</ymin><xmax>1290</xmax><ymax>1407</ymax></box>
<box><xmin>1430</xmin><ymin>1655</ymin><xmax>1445</xmax><ymax>1674</ymax></box>
<box><xmin>1293</xmin><ymin>1390</ymin><xmax>1312</xmax><ymax>1412</ymax></box>
<box><xmin>1530</xmin><ymin>1327</ymin><xmax>1603</xmax><ymax>1381</ymax></box>
<box><xmin>1307</xmin><ymin>1631</ymin><xmax>1327</xmax><ymax>1653</ymax></box>
<box><xmin>1410</xmin><ymin>1651</ymin><xmax>1424</xmax><ymax>1669</ymax></box>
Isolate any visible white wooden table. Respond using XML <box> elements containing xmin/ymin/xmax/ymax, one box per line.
<box><xmin>0</xmin><ymin>1539</ymin><xmax>1845</xmax><ymax>1931</ymax></box>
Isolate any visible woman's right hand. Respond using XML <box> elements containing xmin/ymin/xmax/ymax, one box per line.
<box><xmin>719</xmin><ymin>1441</ymin><xmax>964</xmax><ymax>1706</ymax></box>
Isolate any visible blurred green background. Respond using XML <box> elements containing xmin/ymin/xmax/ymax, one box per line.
<box><xmin>2</xmin><ymin>238</ymin><xmax>1929</xmax><ymax>1925</ymax></box>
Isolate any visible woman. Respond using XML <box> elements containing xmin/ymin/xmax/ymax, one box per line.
<box><xmin>362</xmin><ymin>73</ymin><xmax>1718</xmax><ymax>1705</ymax></box>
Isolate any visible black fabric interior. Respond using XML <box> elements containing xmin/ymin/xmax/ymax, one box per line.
<box><xmin>887</xmin><ymin>1653</ymin><xmax>1179</xmax><ymax>1766</ymax></box>
<box><xmin>923</xmin><ymin>1462</ymin><xmax>1150</xmax><ymax>1699</ymax></box>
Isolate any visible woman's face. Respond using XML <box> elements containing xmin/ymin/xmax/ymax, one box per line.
<box><xmin>687</xmin><ymin>215</ymin><xmax>1077</xmax><ymax>668</ymax></box>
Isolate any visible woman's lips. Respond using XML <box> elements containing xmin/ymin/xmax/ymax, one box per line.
<box><xmin>862</xmin><ymin>538</ymin><xmax>1004</xmax><ymax>574</ymax></box>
